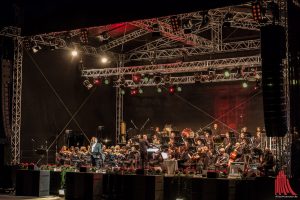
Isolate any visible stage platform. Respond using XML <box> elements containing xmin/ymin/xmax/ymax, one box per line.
<box><xmin>5</xmin><ymin>169</ymin><xmax>300</xmax><ymax>200</ymax></box>
<box><xmin>0</xmin><ymin>195</ymin><xmax>62</xmax><ymax>200</ymax></box>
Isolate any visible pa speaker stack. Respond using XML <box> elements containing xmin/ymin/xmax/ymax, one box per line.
<box><xmin>261</xmin><ymin>24</ymin><xmax>287</xmax><ymax>137</ymax></box>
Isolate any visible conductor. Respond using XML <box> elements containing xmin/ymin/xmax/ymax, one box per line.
<box><xmin>90</xmin><ymin>137</ymin><xmax>103</xmax><ymax>169</ymax></box>
<box><xmin>139</xmin><ymin>134</ymin><xmax>150</xmax><ymax>169</ymax></box>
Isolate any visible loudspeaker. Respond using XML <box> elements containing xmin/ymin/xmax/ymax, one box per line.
<box><xmin>80</xmin><ymin>166</ymin><xmax>90</xmax><ymax>172</ymax></box>
<box><xmin>261</xmin><ymin>25</ymin><xmax>287</xmax><ymax>137</ymax></box>
<box><xmin>207</xmin><ymin>171</ymin><xmax>218</xmax><ymax>178</ymax></box>
<box><xmin>136</xmin><ymin>168</ymin><xmax>145</xmax><ymax>175</ymax></box>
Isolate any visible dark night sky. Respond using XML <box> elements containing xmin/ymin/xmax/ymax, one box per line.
<box><xmin>0</xmin><ymin>0</ymin><xmax>250</xmax><ymax>35</ymax></box>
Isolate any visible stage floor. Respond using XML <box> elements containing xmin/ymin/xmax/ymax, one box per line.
<box><xmin>0</xmin><ymin>195</ymin><xmax>62</xmax><ymax>200</ymax></box>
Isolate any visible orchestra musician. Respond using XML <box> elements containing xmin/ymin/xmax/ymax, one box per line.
<box><xmin>152</xmin><ymin>134</ymin><xmax>161</xmax><ymax>145</ymax></box>
<box><xmin>211</xmin><ymin>123</ymin><xmax>221</xmax><ymax>136</ymax></box>
<box><xmin>215</xmin><ymin>148</ymin><xmax>229</xmax><ymax>170</ymax></box>
<box><xmin>90</xmin><ymin>137</ymin><xmax>103</xmax><ymax>169</ymax></box>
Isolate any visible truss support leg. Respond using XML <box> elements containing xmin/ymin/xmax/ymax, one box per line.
<box><xmin>11</xmin><ymin>28</ymin><xmax>23</xmax><ymax>164</ymax></box>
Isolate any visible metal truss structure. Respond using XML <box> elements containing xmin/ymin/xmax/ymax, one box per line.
<box><xmin>115</xmin><ymin>55</ymin><xmax>125</xmax><ymax>144</ymax></box>
<box><xmin>11</xmin><ymin>34</ymin><xmax>23</xmax><ymax>164</ymax></box>
<box><xmin>126</xmin><ymin>39</ymin><xmax>260</xmax><ymax>61</ymax></box>
<box><xmin>0</xmin><ymin>27</ymin><xmax>23</xmax><ymax>164</ymax></box>
<box><xmin>82</xmin><ymin>55</ymin><xmax>261</xmax><ymax>77</ymax></box>
<box><xmin>113</xmin><ymin>70</ymin><xmax>262</xmax><ymax>88</ymax></box>
<box><xmin>2</xmin><ymin>1</ymin><xmax>290</xmax><ymax>147</ymax></box>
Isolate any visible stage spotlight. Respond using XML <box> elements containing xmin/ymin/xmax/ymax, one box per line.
<box><xmin>80</xmin><ymin>29</ymin><xmax>89</xmax><ymax>44</ymax></box>
<box><xmin>177</xmin><ymin>86</ymin><xmax>182</xmax><ymax>92</ymax></box>
<box><xmin>224</xmin><ymin>69</ymin><xmax>230</xmax><ymax>78</ymax></box>
<box><xmin>152</xmin><ymin>24</ymin><xmax>161</xmax><ymax>37</ymax></box>
<box><xmin>208</xmin><ymin>70</ymin><xmax>216</xmax><ymax>81</ymax></box>
<box><xmin>168</xmin><ymin>85</ymin><xmax>175</xmax><ymax>94</ymax></box>
<box><xmin>32</xmin><ymin>45</ymin><xmax>41</xmax><ymax>53</ymax></box>
<box><xmin>157</xmin><ymin>87</ymin><xmax>162</xmax><ymax>93</ymax></box>
<box><xmin>100</xmin><ymin>56</ymin><xmax>108</xmax><ymax>64</ymax></box>
<box><xmin>23</xmin><ymin>39</ymin><xmax>32</xmax><ymax>50</ymax></box>
<box><xmin>121</xmin><ymin>89</ymin><xmax>126</xmax><ymax>95</ymax></box>
<box><xmin>104</xmin><ymin>77</ymin><xmax>110</xmax><ymax>85</ymax></box>
<box><xmin>138</xmin><ymin>88</ymin><xmax>144</xmax><ymax>94</ymax></box>
<box><xmin>132</xmin><ymin>74</ymin><xmax>142</xmax><ymax>83</ymax></box>
<box><xmin>201</xmin><ymin>11</ymin><xmax>210</xmax><ymax>27</ymax></box>
<box><xmin>252</xmin><ymin>2</ymin><xmax>262</xmax><ymax>22</ymax></box>
<box><xmin>170</xmin><ymin>16</ymin><xmax>181</xmax><ymax>32</ymax></box>
<box><xmin>142</xmin><ymin>74</ymin><xmax>149</xmax><ymax>82</ymax></box>
<box><xmin>242</xmin><ymin>81</ymin><xmax>248</xmax><ymax>88</ymax></box>
<box><xmin>93</xmin><ymin>78</ymin><xmax>101</xmax><ymax>86</ymax></box>
<box><xmin>222</xmin><ymin>12</ymin><xmax>233</xmax><ymax>27</ymax></box>
<box><xmin>130</xmin><ymin>88</ymin><xmax>138</xmax><ymax>96</ymax></box>
<box><xmin>254</xmin><ymin>79</ymin><xmax>261</xmax><ymax>90</ymax></box>
<box><xmin>182</xmin><ymin>19</ymin><xmax>193</xmax><ymax>34</ymax></box>
<box><xmin>83</xmin><ymin>79</ymin><xmax>93</xmax><ymax>90</ymax></box>
<box><xmin>164</xmin><ymin>75</ymin><xmax>171</xmax><ymax>83</ymax></box>
<box><xmin>71</xmin><ymin>50</ymin><xmax>78</xmax><ymax>57</ymax></box>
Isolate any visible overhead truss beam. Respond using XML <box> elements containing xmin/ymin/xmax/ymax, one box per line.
<box><xmin>126</xmin><ymin>39</ymin><xmax>260</xmax><ymax>62</ymax></box>
<box><xmin>82</xmin><ymin>55</ymin><xmax>261</xmax><ymax>77</ymax></box>
<box><xmin>114</xmin><ymin>70</ymin><xmax>262</xmax><ymax>87</ymax></box>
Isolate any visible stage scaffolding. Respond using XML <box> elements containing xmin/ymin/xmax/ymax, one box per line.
<box><xmin>0</xmin><ymin>1</ymin><xmax>292</xmax><ymax>173</ymax></box>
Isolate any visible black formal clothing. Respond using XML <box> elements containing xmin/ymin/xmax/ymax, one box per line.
<box><xmin>139</xmin><ymin>139</ymin><xmax>150</xmax><ymax>169</ymax></box>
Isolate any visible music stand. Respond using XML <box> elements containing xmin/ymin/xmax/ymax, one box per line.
<box><xmin>228</xmin><ymin>162</ymin><xmax>245</xmax><ymax>179</ymax></box>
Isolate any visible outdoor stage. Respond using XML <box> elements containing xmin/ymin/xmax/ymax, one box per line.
<box><xmin>12</xmin><ymin>169</ymin><xmax>300</xmax><ymax>200</ymax></box>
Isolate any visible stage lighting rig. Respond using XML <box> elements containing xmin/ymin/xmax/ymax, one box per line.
<box><xmin>100</xmin><ymin>56</ymin><xmax>109</xmax><ymax>64</ymax></box>
<box><xmin>223</xmin><ymin>12</ymin><xmax>234</xmax><ymax>27</ymax></box>
<box><xmin>182</xmin><ymin>19</ymin><xmax>193</xmax><ymax>34</ymax></box>
<box><xmin>168</xmin><ymin>85</ymin><xmax>175</xmax><ymax>94</ymax></box>
<box><xmin>79</xmin><ymin>29</ymin><xmax>89</xmax><ymax>44</ymax></box>
<box><xmin>176</xmin><ymin>86</ymin><xmax>182</xmax><ymax>92</ymax></box>
<box><xmin>252</xmin><ymin>1</ymin><xmax>262</xmax><ymax>22</ymax></box>
<box><xmin>157</xmin><ymin>87</ymin><xmax>162</xmax><ymax>93</ymax></box>
<box><xmin>23</xmin><ymin>38</ymin><xmax>32</xmax><ymax>51</ymax></box>
<box><xmin>164</xmin><ymin>75</ymin><xmax>171</xmax><ymax>83</ymax></box>
<box><xmin>242</xmin><ymin>81</ymin><xmax>248</xmax><ymax>88</ymax></box>
<box><xmin>170</xmin><ymin>16</ymin><xmax>181</xmax><ymax>32</ymax></box>
<box><xmin>32</xmin><ymin>45</ymin><xmax>42</xmax><ymax>53</ymax></box>
<box><xmin>83</xmin><ymin>79</ymin><xmax>93</xmax><ymax>90</ymax></box>
<box><xmin>71</xmin><ymin>49</ymin><xmax>78</xmax><ymax>57</ymax></box>
<box><xmin>142</xmin><ymin>74</ymin><xmax>150</xmax><ymax>83</ymax></box>
<box><xmin>224</xmin><ymin>69</ymin><xmax>231</xmax><ymax>78</ymax></box>
<box><xmin>132</xmin><ymin>73</ymin><xmax>142</xmax><ymax>83</ymax></box>
<box><xmin>104</xmin><ymin>77</ymin><xmax>110</xmax><ymax>85</ymax></box>
<box><xmin>138</xmin><ymin>88</ymin><xmax>144</xmax><ymax>94</ymax></box>
<box><xmin>130</xmin><ymin>88</ymin><xmax>138</xmax><ymax>96</ymax></box>
<box><xmin>208</xmin><ymin>69</ymin><xmax>216</xmax><ymax>81</ymax></box>
<box><xmin>152</xmin><ymin>24</ymin><xmax>161</xmax><ymax>37</ymax></box>
<box><xmin>93</xmin><ymin>78</ymin><xmax>101</xmax><ymax>86</ymax></box>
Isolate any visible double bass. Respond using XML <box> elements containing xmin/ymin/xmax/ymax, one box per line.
<box><xmin>228</xmin><ymin>143</ymin><xmax>241</xmax><ymax>165</ymax></box>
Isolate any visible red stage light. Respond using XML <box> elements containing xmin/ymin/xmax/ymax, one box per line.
<box><xmin>169</xmin><ymin>86</ymin><xmax>175</xmax><ymax>94</ymax></box>
<box><xmin>93</xmin><ymin>78</ymin><xmax>101</xmax><ymax>85</ymax></box>
<box><xmin>130</xmin><ymin>88</ymin><xmax>138</xmax><ymax>96</ymax></box>
<box><xmin>132</xmin><ymin>74</ymin><xmax>142</xmax><ymax>83</ymax></box>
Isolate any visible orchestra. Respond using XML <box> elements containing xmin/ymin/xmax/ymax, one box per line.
<box><xmin>56</xmin><ymin>125</ymin><xmax>275</xmax><ymax>176</ymax></box>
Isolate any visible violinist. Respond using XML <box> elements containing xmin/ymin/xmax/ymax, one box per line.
<box><xmin>223</xmin><ymin>132</ymin><xmax>232</xmax><ymax>154</ymax></box>
<box><xmin>215</xmin><ymin>148</ymin><xmax>229</xmax><ymax>170</ymax></box>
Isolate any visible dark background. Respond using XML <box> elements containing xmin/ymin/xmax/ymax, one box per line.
<box><xmin>0</xmin><ymin>0</ymin><xmax>250</xmax><ymax>35</ymax></box>
<box><xmin>20</xmin><ymin>49</ymin><xmax>264</xmax><ymax>163</ymax></box>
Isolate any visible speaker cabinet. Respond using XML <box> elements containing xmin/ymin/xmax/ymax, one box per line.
<box><xmin>261</xmin><ymin>24</ymin><xmax>287</xmax><ymax>137</ymax></box>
